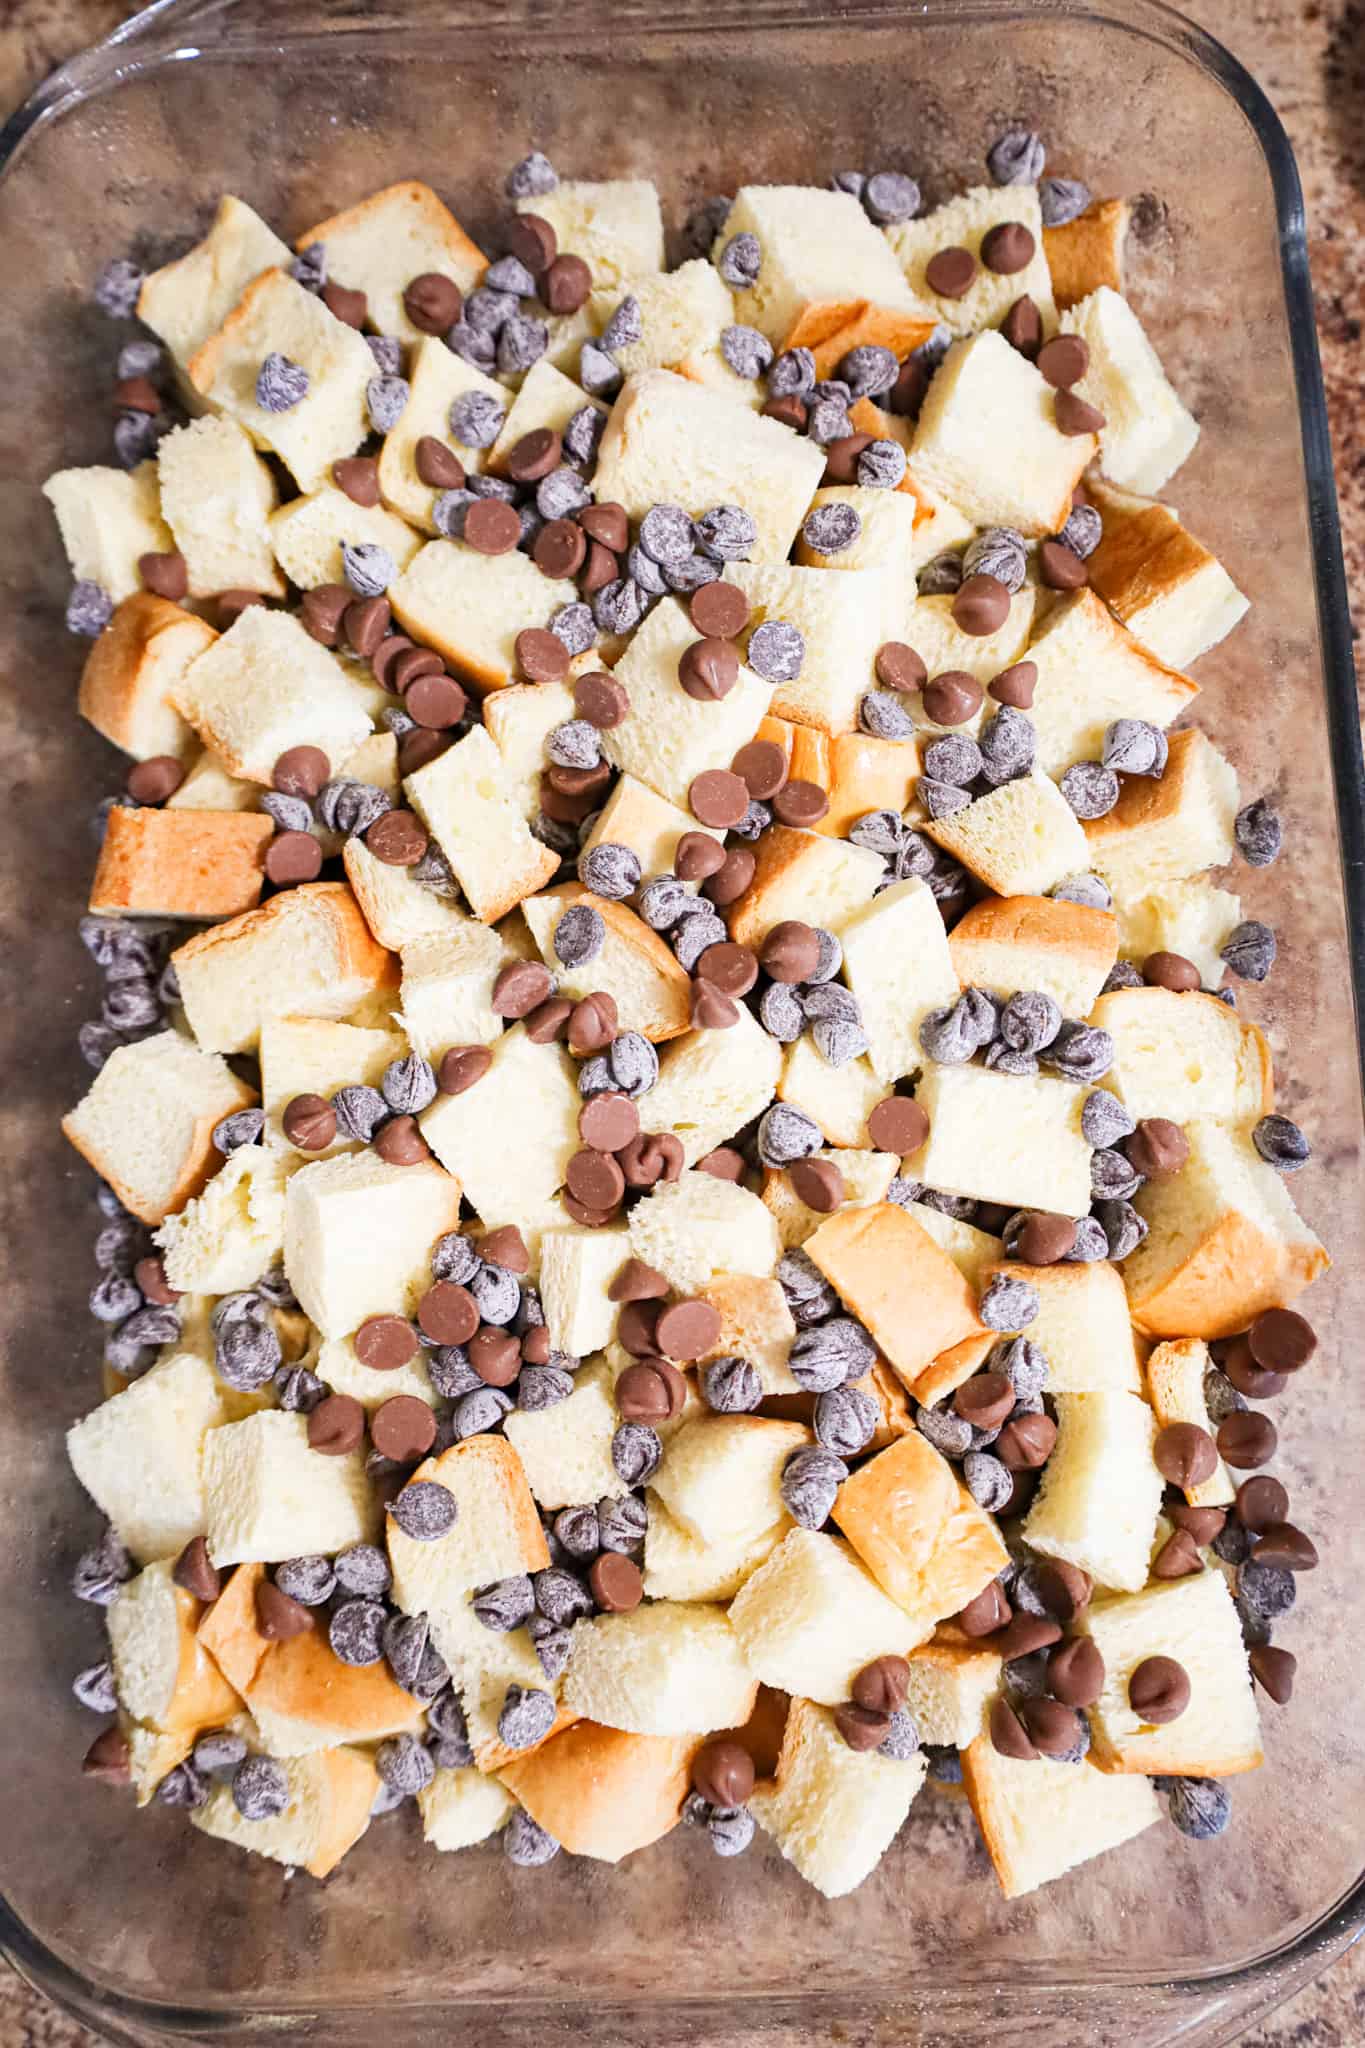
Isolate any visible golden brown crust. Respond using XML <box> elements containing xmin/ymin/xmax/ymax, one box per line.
<box><xmin>474</xmin><ymin>1700</ymin><xmax>580</xmax><ymax>1775</ymax></box>
<box><xmin>497</xmin><ymin>1721</ymin><xmax>699</xmax><ymax>1861</ymax></box>
<box><xmin>90</xmin><ymin>806</ymin><xmax>273</xmax><ymax>920</ymax></box>
<box><xmin>527</xmin><ymin>881</ymin><xmax>692</xmax><ymax>1040</ymax></box>
<box><xmin>170</xmin><ymin>880</ymin><xmax>394</xmax><ymax>999</ymax></box>
<box><xmin>804</xmin><ymin>1203</ymin><xmax>986</xmax><ymax>1389</ymax></box>
<box><xmin>162</xmin><ymin>1583</ymin><xmax>242</xmax><ymax>1734</ymax></box>
<box><xmin>780</xmin><ymin>300</ymin><xmax>938</xmax><ymax>377</ymax></box>
<box><xmin>948</xmin><ymin>893</ymin><xmax>1118</xmax><ymax>988</ymax></box>
<box><xmin>1144</xmin><ymin>1338</ymin><xmax>1234</xmax><ymax>1509</ymax></box>
<box><xmin>1084</xmin><ymin>478</ymin><xmax>1224</xmax><ymax>629</ymax></box>
<box><xmin>305</xmin><ymin>1747</ymin><xmax>383</xmax><ymax>1878</ymax></box>
<box><xmin>77</xmin><ymin>593</ymin><xmax>216</xmax><ymax>758</ymax></box>
<box><xmin>1043</xmin><ymin>199</ymin><xmax>1130</xmax><ymax>310</ymax></box>
<box><xmin>296</xmin><ymin>180</ymin><xmax>488</xmax><ymax>289</ymax></box>
<box><xmin>1082</xmin><ymin>726</ymin><xmax>1203</xmax><ymax>858</ymax></box>
<box><xmin>1125</xmin><ymin>1211</ymin><xmax>1330</xmax><ymax>1340</ymax></box>
<box><xmin>410</xmin><ymin>1434</ymin><xmax>552</xmax><ymax>1578</ymax></box>
<box><xmin>187</xmin><ymin>265</ymin><xmax>286</xmax><ymax>398</ymax></box>
<box><xmin>912</xmin><ymin>1330</ymin><xmax>997</xmax><ymax>1409</ymax></box>
<box><xmin>834</xmin><ymin>1435</ymin><xmax>1007</xmax><ymax>1630</ymax></box>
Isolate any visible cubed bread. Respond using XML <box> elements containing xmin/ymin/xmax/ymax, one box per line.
<box><xmin>404</xmin><ymin>725</ymin><xmax>559</xmax><ymax>923</ymax></box>
<box><xmin>156</xmin><ymin>415</ymin><xmax>284</xmax><ymax>598</ymax></box>
<box><xmin>653</xmin><ymin>1416</ymin><xmax>812</xmax><ymax>1549</ymax></box>
<box><xmin>727</xmin><ymin>826</ymin><xmax>884</xmax><ymax>951</ymax></box>
<box><xmin>627</xmin><ymin>1170</ymin><xmax>781</xmax><ymax>1294</ymax></box>
<box><xmin>750</xmin><ymin>1695</ymin><xmax>926</xmax><ymax>1900</ymax></box>
<box><xmin>803</xmin><ymin>1202</ymin><xmax>984</xmax><ymax>1391</ymax></box>
<box><xmin>283</xmin><ymin>1149</ymin><xmax>461</xmax><ymax>1339</ymax></box>
<box><xmin>154</xmin><ymin>1143</ymin><xmax>287</xmax><ymax>1295</ymax></box>
<box><xmin>1025</xmin><ymin>587</ymin><xmax>1198</xmax><ymax>779</ymax></box>
<box><xmin>900</xmin><ymin>590</ymin><xmax>1038</xmax><ymax>725</ymax></box>
<box><xmin>202</xmin><ymin>1410</ymin><xmax>376</xmax><ymax>1565</ymax></box>
<box><xmin>259</xmin><ymin>1013</ymin><xmax>405</xmax><ymax>1154</ymax></box>
<box><xmin>762</xmin><ymin>1148</ymin><xmax>897</xmax><ymax>1249</ymax></box>
<box><xmin>592</xmin><ymin>369</ymin><xmax>827</xmax><ymax>565</ymax></box>
<box><xmin>562</xmin><ymin>1601</ymin><xmax>756</xmax><ymax>1736</ymax></box>
<box><xmin>913</xmin><ymin>1064</ymin><xmax>1093</xmax><ymax>1217</ymax></box>
<box><xmin>89</xmin><ymin>805</ymin><xmax>272</xmax><ymax>920</ymax></box>
<box><xmin>729</xmin><ymin>1528</ymin><xmax>917</xmax><ymax>1703</ymax></box>
<box><xmin>191</xmin><ymin>1745</ymin><xmax>379</xmax><ymax>1880</ymax></box>
<box><xmin>188</xmin><ymin>268</ymin><xmax>376</xmax><ymax>492</ymax></box>
<box><xmin>1083</xmin><ymin>476</ymin><xmax>1250</xmax><ymax>668</ymax></box>
<box><xmin>1145</xmin><ymin>1338</ymin><xmax>1236</xmax><ymax>1507</ymax></box>
<box><xmin>904</xmin><ymin>1626</ymin><xmax>1003</xmax><ymax>1747</ymax></box>
<box><xmin>961</xmin><ymin>1738</ymin><xmax>1160</xmax><ymax>1899</ymax></box>
<box><xmin>578</xmin><ymin>774</ymin><xmax>724</xmax><ymax>890</ymax></box>
<box><xmin>601</xmin><ymin>594</ymin><xmax>773</xmax><ymax>809</ymax></box>
<box><xmin>449</xmin><ymin>1618</ymin><xmax>572</xmax><ymax>1774</ymax></box>
<box><xmin>418</xmin><ymin>1765</ymin><xmax>513</xmax><ymax>1851</ymax></box>
<box><xmin>107</xmin><ymin>1558</ymin><xmax>240</xmax><ymax>1736</ymax></box>
<box><xmin>1084</xmin><ymin>728</ymin><xmax>1240</xmax><ymax>896</ymax></box>
<box><xmin>396</xmin><ymin>923</ymin><xmax>510</xmax><ymax>1060</ymax></box>
<box><xmin>67</xmin><ymin>1351</ymin><xmax>228</xmax><ymax>1563</ymax></box>
<box><xmin>641</xmin><ymin>1003</ymin><xmax>782</xmax><ymax>1167</ymax></box>
<box><xmin>376</xmin><ymin>336</ymin><xmax>505</xmax><ymax>531</ymax></box>
<box><xmin>1079</xmin><ymin>1568</ymin><xmax>1262</xmax><ymax>1775</ymax></box>
<box><xmin>521</xmin><ymin>884</ymin><xmax>692</xmax><ymax>1042</ymax></box>
<box><xmin>948</xmin><ymin>894</ymin><xmax>1117</xmax><ymax>1017</ymax></box>
<box><xmin>391</xmin><ymin>542</ymin><xmax>577</xmax><ymax>698</ymax></box>
<box><xmin>1043</xmin><ymin>197</ymin><xmax>1130</xmax><ymax>309</ymax></box>
<box><xmin>62</xmin><ymin>1028</ymin><xmax>255</xmax><ymax>1226</ymax></box>
<box><xmin>503</xmin><ymin>1358</ymin><xmax>624</xmax><ymax>1510</ymax></box>
<box><xmin>499</xmin><ymin>1721</ymin><xmax>697</xmax><ymax>1863</ymax></box>
<box><xmin>171</xmin><ymin>605</ymin><xmax>374</xmax><ymax>785</ymax></box>
<box><xmin>642</xmin><ymin>1495</ymin><xmax>788</xmax><ymax>1602</ymax></box>
<box><xmin>781</xmin><ymin>301</ymin><xmax>938</xmax><ymax>381</ymax></box>
<box><xmin>924</xmin><ymin>773</ymin><xmax>1091</xmax><ymax>898</ymax></box>
<box><xmin>887</xmin><ymin>184</ymin><xmax>1056</xmax><ymax>337</ymax></box>
<box><xmin>1124</xmin><ymin>1118</ymin><xmax>1329</xmax><ymax>1339</ymax></box>
<box><xmin>910</xmin><ymin>1330</ymin><xmax>998</xmax><ymax>1412</ymax></box>
<box><xmin>487</xmin><ymin>357</ymin><xmax>606</xmax><ymax>472</ymax></box>
<box><xmin>755</xmin><ymin>719</ymin><xmax>922</xmax><ymax>840</ymax></box>
<box><xmin>588</xmin><ymin>259</ymin><xmax>734</xmax><ymax>378</ymax></box>
<box><xmin>537</xmin><ymin>1223</ymin><xmax>629</xmax><ymax>1359</ymax></box>
<box><xmin>387</xmin><ymin>1437</ymin><xmax>549</xmax><ymax>1628</ymax></box>
<box><xmin>77</xmin><ymin>593</ymin><xmax>214</xmax><ymax>760</ymax></box>
<box><xmin>777</xmin><ymin>1041</ymin><xmax>886</xmax><ymax>1150</ymax></box>
<box><xmin>517</xmin><ymin>179</ymin><xmax>664</xmax><ymax>292</ymax></box>
<box><xmin>833</xmin><ymin>1433</ymin><xmax>1007</xmax><ymax>1631</ymax></box>
<box><xmin>341</xmin><ymin>835</ymin><xmax>467</xmax><ymax>951</ymax></box>
<box><xmin>138</xmin><ymin>194</ymin><xmax>291</xmax><ymax>371</ymax></box>
<box><xmin>166</xmin><ymin>749</ymin><xmax>258</xmax><ymax>812</ymax></box>
<box><xmin>1090</xmin><ymin>986</ymin><xmax>1273</xmax><ymax>1126</ymax></box>
<box><xmin>980</xmin><ymin>1258</ymin><xmax>1141</xmax><ymax>1395</ymax></box>
<box><xmin>420</xmin><ymin>1023</ymin><xmax>579</xmax><ymax>1228</ymax></box>
<box><xmin>296</xmin><ymin>180</ymin><xmax>486</xmax><ymax>343</ymax></box>
<box><xmin>696</xmin><ymin>1274</ymin><xmax>798</xmax><ymax>1397</ymax></box>
<box><xmin>672</xmin><ymin>336</ymin><xmax>768</xmax><ymax>410</ymax></box>
<box><xmin>909</xmin><ymin>330</ymin><xmax>1095</xmax><ymax>537</ymax></box>
<box><xmin>315</xmin><ymin>1330</ymin><xmax>438</xmax><ymax>1412</ymax></box>
<box><xmin>173</xmin><ymin>882</ymin><xmax>394</xmax><ymax>1055</ymax></box>
<box><xmin>268</xmin><ymin>486</ymin><xmax>421</xmax><ymax>591</ymax></box>
<box><xmin>1023</xmin><ymin>1390</ymin><xmax>1162</xmax><ymax>1592</ymax></box>
<box><xmin>481</xmin><ymin>679</ymin><xmax>578</xmax><ymax>822</ymax></box>
<box><xmin>713</xmin><ymin>186</ymin><xmax>915</xmax><ymax>343</ymax></box>
<box><xmin>1114</xmin><ymin>877</ymin><xmax>1242</xmax><ymax>991</ymax></box>
<box><xmin>839</xmin><ymin>877</ymin><xmax>960</xmax><ymax>1084</ymax></box>
<box><xmin>1060</xmin><ymin>286</ymin><xmax>1199</xmax><ymax>494</ymax></box>
<box><xmin>728</xmin><ymin>563</ymin><xmax>899</xmax><ymax>735</ymax></box>
<box><xmin>793</xmin><ymin>486</ymin><xmax>922</xmax><ymax>574</ymax></box>
<box><xmin>43</xmin><ymin>462</ymin><xmax>173</xmax><ymax>603</ymax></box>
<box><xmin>908</xmin><ymin>1206</ymin><xmax>1001</xmax><ymax>1289</ymax></box>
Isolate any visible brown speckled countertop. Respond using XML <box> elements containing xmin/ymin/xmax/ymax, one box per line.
<box><xmin>2</xmin><ymin>2</ymin><xmax>1361</xmax><ymax>2043</ymax></box>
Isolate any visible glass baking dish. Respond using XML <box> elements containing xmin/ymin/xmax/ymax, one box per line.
<box><xmin>0</xmin><ymin>0</ymin><xmax>1360</xmax><ymax>2040</ymax></box>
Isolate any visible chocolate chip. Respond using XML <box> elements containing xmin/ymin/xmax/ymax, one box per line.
<box><xmin>389</xmin><ymin>1479</ymin><xmax>457</xmax><ymax>1542</ymax></box>
<box><xmin>1130</xmin><ymin>1655</ymin><xmax>1190</xmax><ymax>1723</ymax></box>
<box><xmin>863</xmin><ymin>1095</ymin><xmax>926</xmax><ymax>1157</ymax></box>
<box><xmin>989</xmin><ymin>1696</ymin><xmax>1037</xmax><ymax>1760</ymax></box>
<box><xmin>1235</xmin><ymin>796</ymin><xmax>1283</xmax><ymax>868</ymax></box>
<box><xmin>306</xmin><ymin>1392</ymin><xmax>365</xmax><ymax>1456</ymax></box>
<box><xmin>746</xmin><ymin>619</ymin><xmax>805</xmax><ymax>683</ymax></box>
<box><xmin>256</xmin><ymin>352</ymin><xmax>308</xmax><ymax>411</ymax></box>
<box><xmin>995</xmin><ymin>1411</ymin><xmax>1057</xmax><ymax>1470</ymax></box>
<box><xmin>1037</xmin><ymin>335</ymin><xmax>1090</xmax><ymax>389</ymax></box>
<box><xmin>781</xmin><ymin>1444</ymin><xmax>848</xmax><ymax>1528</ymax></box>
<box><xmin>1248</xmin><ymin>1307</ymin><xmax>1316</xmax><ymax>1373</ymax></box>
<box><xmin>437</xmin><ymin>1044</ymin><xmax>492</xmax><ymax>1096</ymax></box>
<box><xmin>679</xmin><ymin>636</ymin><xmax>740</xmax><ymax>702</ymax></box>
<box><xmin>1250</xmin><ymin>1644</ymin><xmax>1296</xmax><ymax>1704</ymax></box>
<box><xmin>611</xmin><ymin>1421</ymin><xmax>662</xmax><ymax>1486</ymax></box>
<box><xmin>588</xmin><ymin>1551</ymin><xmax>643</xmax><ymax>1613</ymax></box>
<box><xmin>979</xmin><ymin>1273</ymin><xmax>1040</xmax><ymax>1332</ymax></box>
<box><xmin>354</xmin><ymin>1314</ymin><xmax>419</xmax><ymax>1373</ymax></box>
<box><xmin>1143</xmin><ymin>949</ymin><xmax>1202</xmax><ymax>993</ymax></box>
<box><xmin>926</xmin><ymin>246</ymin><xmax>976</xmax><ymax>297</ymax></box>
<box><xmin>1126</xmin><ymin>1117</ymin><xmax>1189</xmax><ymax>1179</ymax></box>
<box><xmin>1055</xmin><ymin>388</ymin><xmax>1106</xmax><ymax>435</ymax></box>
<box><xmin>1218</xmin><ymin>1410</ymin><xmax>1277</xmax><ymax>1469</ymax></box>
<box><xmin>1001</xmin><ymin>296</ymin><xmax>1044</xmax><ymax>362</ymax></box>
<box><xmin>718</xmin><ymin>231</ymin><xmax>761</xmax><ymax>287</ymax></box>
<box><xmin>1040</xmin><ymin>177</ymin><xmax>1092</xmax><ymax>226</ymax></box>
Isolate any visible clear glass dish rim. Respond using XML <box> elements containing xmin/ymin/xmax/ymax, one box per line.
<box><xmin>1</xmin><ymin>0</ymin><xmax>1362</xmax><ymax>2038</ymax></box>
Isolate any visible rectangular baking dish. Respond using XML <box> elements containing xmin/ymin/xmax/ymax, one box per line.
<box><xmin>0</xmin><ymin>1</ymin><xmax>1361</xmax><ymax>2042</ymax></box>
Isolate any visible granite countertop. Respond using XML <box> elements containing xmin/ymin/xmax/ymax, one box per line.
<box><xmin>2</xmin><ymin>2</ymin><xmax>1361</xmax><ymax>2044</ymax></box>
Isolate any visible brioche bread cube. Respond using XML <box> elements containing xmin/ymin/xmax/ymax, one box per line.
<box><xmin>1125</xmin><ymin>1118</ymin><xmax>1328</xmax><ymax>1339</ymax></box>
<box><xmin>396</xmin><ymin>923</ymin><xmax>510</xmax><ymax>1061</ymax></box>
<box><xmin>1044</xmin><ymin>197</ymin><xmax>1130</xmax><ymax>310</ymax></box>
<box><xmin>805</xmin><ymin>1202</ymin><xmax>984</xmax><ymax>1390</ymax></box>
<box><xmin>202</xmin><ymin>1410</ymin><xmax>376</xmax><ymax>1565</ymax></box>
<box><xmin>653</xmin><ymin>1416</ymin><xmax>812</xmax><ymax>1549</ymax></box>
<box><xmin>925</xmin><ymin>772</ymin><xmax>1090</xmax><ymax>898</ymax></box>
<box><xmin>404</xmin><ymin>725</ymin><xmax>559</xmax><ymax>923</ymax></box>
<box><xmin>1025</xmin><ymin>588</ymin><xmax>1198</xmax><ymax>778</ymax></box>
<box><xmin>390</xmin><ymin>540</ymin><xmax>576</xmax><ymax>696</ymax></box>
<box><xmin>487</xmin><ymin>357</ymin><xmax>606</xmax><ymax>471</ymax></box>
<box><xmin>751</xmin><ymin>1695</ymin><xmax>925</xmax><ymax>1899</ymax></box>
<box><xmin>157</xmin><ymin>415</ymin><xmax>284</xmax><ymax>598</ymax></box>
<box><xmin>138</xmin><ymin>194</ymin><xmax>291</xmax><ymax>371</ymax></box>
<box><xmin>482</xmin><ymin>679</ymin><xmax>578</xmax><ymax>822</ymax></box>
<box><xmin>840</xmin><ymin>876</ymin><xmax>960</xmax><ymax>1084</ymax></box>
<box><xmin>588</xmin><ymin>259</ymin><xmax>734</xmax><ymax>378</ymax></box>
<box><xmin>1114</xmin><ymin>877</ymin><xmax>1241</xmax><ymax>991</ymax></box>
<box><xmin>503</xmin><ymin>1358</ymin><xmax>625</xmax><ymax>1510</ymax></box>
<box><xmin>579</xmin><ymin>774</ymin><xmax>724</xmax><ymax>891</ymax></box>
<box><xmin>601</xmin><ymin>594</ymin><xmax>773</xmax><ymax>809</ymax></box>
<box><xmin>887</xmin><ymin>184</ymin><xmax>1056</xmax><ymax>337</ymax></box>
<box><xmin>173</xmin><ymin>882</ymin><xmax>393</xmax><ymax>1055</ymax></box>
<box><xmin>521</xmin><ymin>884</ymin><xmax>692</xmax><ymax>1042</ymax></box>
<box><xmin>89</xmin><ymin>805</ymin><xmax>272</xmax><ymax>920</ymax></box>
<box><xmin>982</xmin><ymin>1257</ymin><xmax>1141</xmax><ymax>1395</ymax></box>
<box><xmin>192</xmin><ymin>1745</ymin><xmax>379</xmax><ymax>1879</ymax></box>
<box><xmin>538</xmin><ymin>1223</ymin><xmax>629</xmax><ymax>1359</ymax></box>
<box><xmin>643</xmin><ymin>1494</ymin><xmax>788</xmax><ymax>1603</ymax></box>
<box><xmin>154</xmin><ymin>1143</ymin><xmax>287</xmax><ymax>1295</ymax></box>
<box><xmin>727</xmin><ymin>826</ymin><xmax>884</xmax><ymax>952</ymax></box>
<box><xmin>914</xmin><ymin>1062</ymin><xmax>1093</xmax><ymax>1219</ymax></box>
<box><xmin>713</xmin><ymin>186</ymin><xmax>915</xmax><ymax>343</ymax></box>
<box><xmin>673</xmin><ymin>337</ymin><xmax>768</xmax><ymax>410</ymax></box>
<box><xmin>641</xmin><ymin>1003</ymin><xmax>782</xmax><ymax>1168</ymax></box>
<box><xmin>62</xmin><ymin>1028</ymin><xmax>255</xmax><ymax>1225</ymax></box>
<box><xmin>297</xmin><ymin>181</ymin><xmax>486</xmax><ymax>343</ymax></box>
<box><xmin>1023</xmin><ymin>1390</ymin><xmax>1162</xmax><ymax>1592</ymax></box>
<box><xmin>1083</xmin><ymin>476</ymin><xmax>1249</xmax><ymax>668</ymax></box>
<box><xmin>1084</xmin><ymin>727</ymin><xmax>1240</xmax><ymax>896</ymax></box>
<box><xmin>268</xmin><ymin>487</ymin><xmax>421</xmax><ymax>591</ymax></box>
<box><xmin>387</xmin><ymin>1437</ymin><xmax>549</xmax><ymax>1628</ymax></box>
<box><xmin>78</xmin><ymin>593</ymin><xmax>214</xmax><ymax>761</ymax></box>
<box><xmin>782</xmin><ymin>301</ymin><xmax>939</xmax><ymax>381</ymax></box>
<box><xmin>283</xmin><ymin>1149</ymin><xmax>462</xmax><ymax>1339</ymax></box>
<box><xmin>904</xmin><ymin>1626</ymin><xmax>1003</xmax><ymax>1748</ymax></box>
<box><xmin>961</xmin><ymin>1738</ymin><xmax>1160</xmax><ymax>1899</ymax></box>
<box><xmin>562</xmin><ymin>1601</ymin><xmax>756</xmax><ymax>1736</ymax></box>
<box><xmin>315</xmin><ymin>1330</ymin><xmax>438</xmax><ymax>1413</ymax></box>
<box><xmin>67</xmin><ymin>1352</ymin><xmax>228</xmax><ymax>1564</ymax></box>
<box><xmin>910</xmin><ymin>331</ymin><xmax>1095</xmax><ymax>537</ymax></box>
<box><xmin>1145</xmin><ymin>1338</ymin><xmax>1235</xmax><ymax>1507</ymax></box>
<box><xmin>418</xmin><ymin>1766</ymin><xmax>512</xmax><ymax>1852</ymax></box>
<box><xmin>172</xmin><ymin>604</ymin><xmax>374</xmax><ymax>785</ymax></box>
<box><xmin>947</xmin><ymin>893</ymin><xmax>1118</xmax><ymax>1019</ymax></box>
<box><xmin>1080</xmin><ymin>1567</ymin><xmax>1262</xmax><ymax>1776</ymax></box>
<box><xmin>777</xmin><ymin>1040</ymin><xmax>886</xmax><ymax>1149</ymax></box>
<box><xmin>762</xmin><ymin>1149</ymin><xmax>898</xmax><ymax>1249</ymax></box>
<box><xmin>728</xmin><ymin>563</ymin><xmax>898</xmax><ymax>735</ymax></box>
<box><xmin>627</xmin><ymin>1170</ymin><xmax>781</xmax><ymax>1294</ymax></box>
<box><xmin>729</xmin><ymin>1528</ymin><xmax>917</xmax><ymax>1703</ymax></box>
<box><xmin>517</xmin><ymin>179</ymin><xmax>664</xmax><ymax>292</ymax></box>
<box><xmin>166</xmin><ymin>749</ymin><xmax>257</xmax><ymax>812</ymax></box>
<box><xmin>260</xmin><ymin>1013</ymin><xmax>405</xmax><ymax>1154</ymax></box>
<box><xmin>1091</xmin><ymin>986</ymin><xmax>1273</xmax><ymax>1127</ymax></box>
<box><xmin>1061</xmin><ymin>286</ymin><xmax>1199</xmax><ymax>494</ymax></box>
<box><xmin>834</xmin><ymin>1433</ymin><xmax>1007</xmax><ymax>1631</ymax></box>
<box><xmin>499</xmin><ymin>1721</ymin><xmax>698</xmax><ymax>1863</ymax></box>
<box><xmin>910</xmin><ymin>1330</ymin><xmax>998</xmax><ymax>1411</ymax></box>
<box><xmin>752</xmin><ymin>720</ymin><xmax>922</xmax><ymax>840</ymax></box>
<box><xmin>696</xmin><ymin>1274</ymin><xmax>798</xmax><ymax>1397</ymax></box>
<box><xmin>900</xmin><ymin>589</ymin><xmax>1038</xmax><ymax>725</ymax></box>
<box><xmin>793</xmin><ymin>485</ymin><xmax>922</xmax><ymax>573</ymax></box>
<box><xmin>376</xmin><ymin>336</ymin><xmax>503</xmax><ymax>531</ymax></box>
<box><xmin>592</xmin><ymin>369</ymin><xmax>827</xmax><ymax>564</ymax></box>
<box><xmin>908</xmin><ymin>1206</ymin><xmax>1001</xmax><ymax>1290</ymax></box>
<box><xmin>420</xmin><ymin>1023</ymin><xmax>579</xmax><ymax>1228</ymax></box>
<box><xmin>189</xmin><ymin>268</ymin><xmax>376</xmax><ymax>492</ymax></box>
<box><xmin>342</xmin><ymin>835</ymin><xmax>467</xmax><ymax>951</ymax></box>
<box><xmin>108</xmin><ymin>1557</ymin><xmax>240</xmax><ymax>1737</ymax></box>
<box><xmin>43</xmin><ymin>462</ymin><xmax>173</xmax><ymax>603</ymax></box>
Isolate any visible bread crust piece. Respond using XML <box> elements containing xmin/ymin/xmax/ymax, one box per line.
<box><xmin>1083</xmin><ymin>476</ymin><xmax>1250</xmax><ymax>669</ymax></box>
<box><xmin>748</xmin><ymin>1695</ymin><xmax>927</xmax><ymax>1899</ymax></box>
<box><xmin>520</xmin><ymin>882</ymin><xmax>691</xmax><ymax>1042</ymax></box>
<box><xmin>961</xmin><ymin>1739</ymin><xmax>1160</xmax><ymax>1899</ymax></box>
<box><xmin>78</xmin><ymin>593</ymin><xmax>214</xmax><ymax>761</ymax></box>
<box><xmin>804</xmin><ymin>1202</ymin><xmax>986</xmax><ymax>1391</ymax></box>
<box><xmin>191</xmin><ymin>1746</ymin><xmax>380</xmax><ymax>1879</ymax></box>
<box><xmin>90</xmin><ymin>806</ymin><xmax>273</xmax><ymax>920</ymax></box>
<box><xmin>726</xmin><ymin>824</ymin><xmax>884</xmax><ymax>951</ymax></box>
<box><xmin>1145</xmin><ymin>1338</ymin><xmax>1236</xmax><ymax>1507</ymax></box>
<box><xmin>1043</xmin><ymin>198</ymin><xmax>1130</xmax><ymax>308</ymax></box>
<box><xmin>780</xmin><ymin>299</ymin><xmax>939</xmax><ymax>375</ymax></box>
<box><xmin>833</xmin><ymin>1433</ymin><xmax>1007</xmax><ymax>1631</ymax></box>
<box><xmin>1126</xmin><ymin>1202</ymin><xmax>1330</xmax><ymax>1340</ymax></box>
<box><xmin>498</xmin><ymin>1722</ymin><xmax>699</xmax><ymax>1862</ymax></box>
<box><xmin>296</xmin><ymin>180</ymin><xmax>487</xmax><ymax>343</ymax></box>
<box><xmin>947</xmin><ymin>892</ymin><xmax>1118</xmax><ymax>1017</ymax></box>
<box><xmin>61</xmin><ymin>1030</ymin><xmax>257</xmax><ymax>1226</ymax></box>
<box><xmin>108</xmin><ymin>1561</ymin><xmax>242</xmax><ymax>1737</ymax></box>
